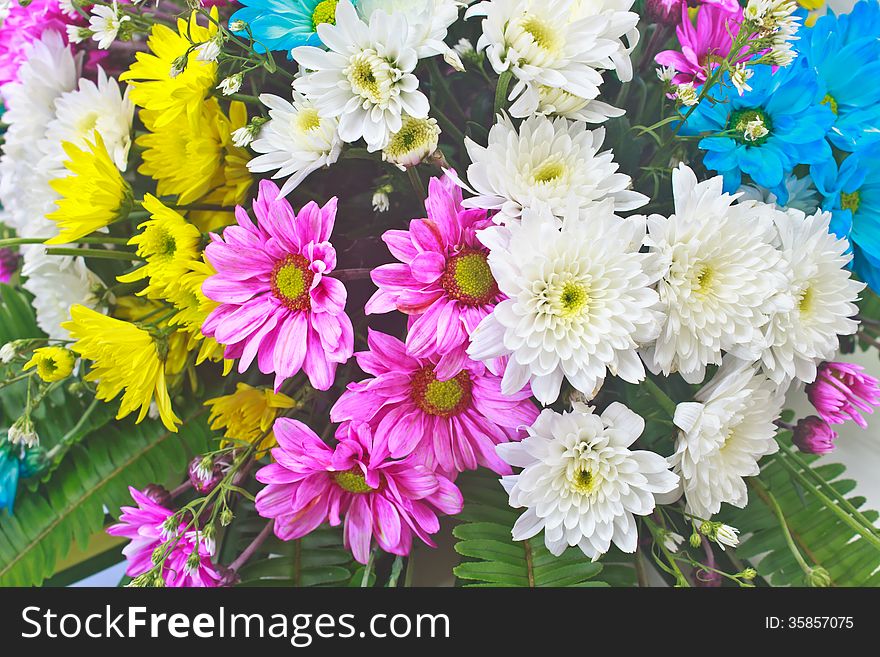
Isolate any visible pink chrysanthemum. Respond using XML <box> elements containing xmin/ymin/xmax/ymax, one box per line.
<box><xmin>107</xmin><ymin>487</ymin><xmax>223</xmax><ymax>587</ymax></box>
<box><xmin>0</xmin><ymin>0</ymin><xmax>71</xmax><ymax>98</ymax></box>
<box><xmin>365</xmin><ymin>176</ymin><xmax>503</xmax><ymax>380</ymax></box>
<box><xmin>806</xmin><ymin>361</ymin><xmax>880</xmax><ymax>429</ymax></box>
<box><xmin>655</xmin><ymin>3</ymin><xmax>746</xmax><ymax>86</ymax></box>
<box><xmin>330</xmin><ymin>330</ymin><xmax>538</xmax><ymax>476</ymax></box>
<box><xmin>202</xmin><ymin>179</ymin><xmax>354</xmax><ymax>391</ymax></box>
<box><xmin>255</xmin><ymin>418</ymin><xmax>463</xmax><ymax>564</ymax></box>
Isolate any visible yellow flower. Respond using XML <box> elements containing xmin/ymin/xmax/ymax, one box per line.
<box><xmin>205</xmin><ymin>383</ymin><xmax>298</xmax><ymax>451</ymax></box>
<box><xmin>120</xmin><ymin>9</ymin><xmax>219</xmax><ymax>129</ymax></box>
<box><xmin>23</xmin><ymin>346</ymin><xmax>76</xmax><ymax>383</ymax></box>
<box><xmin>117</xmin><ymin>195</ymin><xmax>202</xmax><ymax>300</ymax></box>
<box><xmin>46</xmin><ymin>134</ymin><xmax>132</xmax><ymax>244</ymax></box>
<box><xmin>62</xmin><ymin>305</ymin><xmax>181</xmax><ymax>432</ymax></box>
<box><xmin>113</xmin><ymin>296</ymin><xmax>191</xmax><ymax>379</ymax></box>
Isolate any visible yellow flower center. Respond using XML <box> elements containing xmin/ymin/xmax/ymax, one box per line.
<box><xmin>75</xmin><ymin>111</ymin><xmax>100</xmax><ymax>138</ymax></box>
<box><xmin>531</xmin><ymin>158</ymin><xmax>565</xmax><ymax>184</ymax></box>
<box><xmin>841</xmin><ymin>190</ymin><xmax>861</xmax><ymax>214</ymax></box>
<box><xmin>411</xmin><ymin>366</ymin><xmax>472</xmax><ymax>417</ymax></box>
<box><xmin>570</xmin><ymin>467</ymin><xmax>595</xmax><ymax>494</ymax></box>
<box><xmin>520</xmin><ymin>15</ymin><xmax>561</xmax><ymax>53</ymax></box>
<box><xmin>142</xmin><ymin>225</ymin><xmax>178</xmax><ymax>261</ymax></box>
<box><xmin>821</xmin><ymin>93</ymin><xmax>839</xmax><ymax>115</ymax></box>
<box><xmin>332</xmin><ymin>468</ymin><xmax>374</xmax><ymax>494</ymax></box>
<box><xmin>560</xmin><ymin>281</ymin><xmax>589</xmax><ymax>316</ymax></box>
<box><xmin>346</xmin><ymin>50</ymin><xmax>393</xmax><ymax>106</ymax></box>
<box><xmin>798</xmin><ymin>284</ymin><xmax>815</xmax><ymax>315</ymax></box>
<box><xmin>694</xmin><ymin>264</ymin><xmax>714</xmax><ymax>295</ymax></box>
<box><xmin>441</xmin><ymin>249</ymin><xmax>498</xmax><ymax>306</ymax></box>
<box><xmin>384</xmin><ymin>117</ymin><xmax>438</xmax><ymax>160</ymax></box>
<box><xmin>312</xmin><ymin>0</ymin><xmax>339</xmax><ymax>28</ymax></box>
<box><xmin>271</xmin><ymin>254</ymin><xmax>314</xmax><ymax>311</ymax></box>
<box><xmin>296</xmin><ymin>108</ymin><xmax>322</xmax><ymax>132</ymax></box>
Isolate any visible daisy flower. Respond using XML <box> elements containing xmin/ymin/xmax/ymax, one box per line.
<box><xmin>330</xmin><ymin>330</ymin><xmax>539</xmax><ymax>476</ymax></box>
<box><xmin>62</xmin><ymin>305</ymin><xmax>182</xmax><ymax>432</ymax></box>
<box><xmin>247</xmin><ymin>92</ymin><xmax>342</xmax><ymax>198</ymax></box>
<box><xmin>382</xmin><ymin>115</ymin><xmax>440</xmax><ymax>168</ymax></box>
<box><xmin>291</xmin><ymin>0</ymin><xmax>430</xmax><ymax>151</ymax></box>
<box><xmin>230</xmin><ymin>0</ymin><xmax>343</xmax><ymax>53</ymax></box>
<box><xmin>469</xmin><ymin>203</ymin><xmax>662</xmax><ymax>405</ymax></box>
<box><xmin>498</xmin><ymin>402</ymin><xmax>678</xmax><ymax>560</ymax></box>
<box><xmin>671</xmin><ymin>362</ymin><xmax>783</xmax><ymax>518</ymax></box>
<box><xmin>201</xmin><ymin>180</ymin><xmax>354</xmax><ymax>392</ymax></box>
<box><xmin>366</xmin><ymin>175</ymin><xmax>502</xmax><ymax>378</ymax></box>
<box><xmin>205</xmin><ymin>383</ymin><xmax>299</xmax><ymax>452</ymax></box>
<box><xmin>511</xmin><ymin>85</ymin><xmax>625</xmax><ymax>123</ymax></box>
<box><xmin>458</xmin><ymin>115</ymin><xmax>646</xmax><ymax>224</ymax></box>
<box><xmin>88</xmin><ymin>1</ymin><xmax>129</xmax><ymax>50</ymax></box>
<box><xmin>23</xmin><ymin>346</ymin><xmax>76</xmax><ymax>383</ymax></box>
<box><xmin>642</xmin><ymin>164</ymin><xmax>789</xmax><ymax>384</ymax></box>
<box><xmin>256</xmin><ymin>419</ymin><xmax>464</xmax><ymax>564</ymax></box>
<box><xmin>756</xmin><ymin>209</ymin><xmax>864</xmax><ymax>384</ymax></box>
<box><xmin>358</xmin><ymin>0</ymin><xmax>463</xmax><ymax>67</ymax></box>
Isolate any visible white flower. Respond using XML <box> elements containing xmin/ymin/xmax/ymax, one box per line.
<box><xmin>756</xmin><ymin>209</ymin><xmax>863</xmax><ymax>383</ymax></box>
<box><xmin>0</xmin><ymin>343</ymin><xmax>17</xmax><ymax>363</ymax></box>
<box><xmin>292</xmin><ymin>0</ymin><xmax>429</xmax><ymax>151</ymax></box>
<box><xmin>457</xmin><ymin>114</ymin><xmax>646</xmax><ymax>225</ymax></box>
<box><xmin>737</xmin><ymin>173</ymin><xmax>820</xmax><ymax>214</ymax></box>
<box><xmin>372</xmin><ymin>187</ymin><xmax>391</xmax><ymax>212</ymax></box>
<box><xmin>469</xmin><ymin>203</ymin><xmax>662</xmax><ymax>404</ymax></box>
<box><xmin>231</xmin><ymin>117</ymin><xmax>267</xmax><ymax>148</ymax></box>
<box><xmin>671</xmin><ymin>361</ymin><xmax>784</xmax><ymax>518</ymax></box>
<box><xmin>676</xmin><ymin>82</ymin><xmax>699</xmax><ymax>106</ymax></box>
<box><xmin>66</xmin><ymin>25</ymin><xmax>93</xmax><ymax>45</ymax></box>
<box><xmin>39</xmin><ymin>68</ymin><xmax>135</xmax><ymax>173</ymax></box>
<box><xmin>714</xmin><ymin>524</ymin><xmax>740</xmax><ymax>550</ymax></box>
<box><xmin>89</xmin><ymin>1</ymin><xmax>130</xmax><ymax>50</ymax></box>
<box><xmin>248</xmin><ymin>92</ymin><xmax>343</xmax><ymax>198</ymax></box>
<box><xmin>498</xmin><ymin>402</ymin><xmax>678</xmax><ymax>560</ymax></box>
<box><xmin>382</xmin><ymin>115</ymin><xmax>440</xmax><ymax>168</ymax></box>
<box><xmin>642</xmin><ymin>165</ymin><xmax>789</xmax><ymax>384</ymax></box>
<box><xmin>656</xmin><ymin>65</ymin><xmax>676</xmax><ymax>85</ymax></box>
<box><xmin>730</xmin><ymin>63</ymin><xmax>754</xmax><ymax>96</ymax></box>
<box><xmin>196</xmin><ymin>35</ymin><xmax>223</xmax><ymax>63</ymax></box>
<box><xmin>229</xmin><ymin>19</ymin><xmax>247</xmax><ymax>32</ymax></box>
<box><xmin>169</xmin><ymin>55</ymin><xmax>188</xmax><ymax>79</ymax></box>
<box><xmin>9</xmin><ymin>416</ymin><xmax>39</xmax><ymax>448</ymax></box>
<box><xmin>510</xmin><ymin>84</ymin><xmax>624</xmax><ymax>122</ymax></box>
<box><xmin>357</xmin><ymin>0</ymin><xmax>462</xmax><ymax>65</ymax></box>
<box><xmin>217</xmin><ymin>74</ymin><xmax>243</xmax><ymax>96</ymax></box>
<box><xmin>662</xmin><ymin>531</ymin><xmax>685</xmax><ymax>553</ymax></box>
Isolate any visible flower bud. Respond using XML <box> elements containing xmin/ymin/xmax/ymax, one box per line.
<box><xmin>382</xmin><ymin>115</ymin><xmax>440</xmax><ymax>169</ymax></box>
<box><xmin>807</xmin><ymin>566</ymin><xmax>831</xmax><ymax>587</ymax></box>
<box><xmin>739</xmin><ymin>567</ymin><xmax>757</xmax><ymax>581</ymax></box>
<box><xmin>142</xmin><ymin>484</ymin><xmax>172</xmax><ymax>508</ymax></box>
<box><xmin>792</xmin><ymin>416</ymin><xmax>838</xmax><ymax>454</ymax></box>
<box><xmin>188</xmin><ymin>455</ymin><xmax>223</xmax><ymax>493</ymax></box>
<box><xmin>646</xmin><ymin>0</ymin><xmax>684</xmax><ymax>26</ymax></box>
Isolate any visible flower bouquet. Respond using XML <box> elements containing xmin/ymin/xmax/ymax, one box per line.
<box><xmin>1</xmin><ymin>0</ymin><xmax>880</xmax><ymax>589</ymax></box>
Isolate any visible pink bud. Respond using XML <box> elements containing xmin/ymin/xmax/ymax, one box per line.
<box><xmin>792</xmin><ymin>416</ymin><xmax>838</xmax><ymax>455</ymax></box>
<box><xmin>806</xmin><ymin>361</ymin><xmax>880</xmax><ymax>429</ymax></box>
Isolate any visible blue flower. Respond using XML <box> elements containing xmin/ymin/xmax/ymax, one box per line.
<box><xmin>679</xmin><ymin>59</ymin><xmax>835</xmax><ymax>204</ymax></box>
<box><xmin>230</xmin><ymin>0</ymin><xmax>350</xmax><ymax>54</ymax></box>
<box><xmin>813</xmin><ymin>142</ymin><xmax>880</xmax><ymax>291</ymax></box>
<box><xmin>796</xmin><ymin>0</ymin><xmax>880</xmax><ymax>151</ymax></box>
<box><xmin>0</xmin><ymin>442</ymin><xmax>21</xmax><ymax>515</ymax></box>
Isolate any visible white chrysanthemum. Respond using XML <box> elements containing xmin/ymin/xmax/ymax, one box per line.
<box><xmin>469</xmin><ymin>202</ymin><xmax>662</xmax><ymax>404</ymax></box>
<box><xmin>458</xmin><ymin>114</ymin><xmax>646</xmax><ymax>224</ymax></box>
<box><xmin>248</xmin><ymin>92</ymin><xmax>343</xmax><ymax>198</ymax></box>
<box><xmin>671</xmin><ymin>362</ymin><xmax>783</xmax><ymax>519</ymax></box>
<box><xmin>642</xmin><ymin>165</ymin><xmax>790</xmax><ymax>384</ymax></box>
<box><xmin>498</xmin><ymin>402</ymin><xmax>678</xmax><ymax>560</ymax></box>
<box><xmin>292</xmin><ymin>0</ymin><xmax>429</xmax><ymax>151</ymax></box>
<box><xmin>756</xmin><ymin>209</ymin><xmax>863</xmax><ymax>383</ymax></box>
<box><xmin>737</xmin><ymin>173</ymin><xmax>819</xmax><ymax>214</ymax></box>
<box><xmin>39</xmin><ymin>68</ymin><xmax>134</xmax><ymax>173</ymax></box>
<box><xmin>382</xmin><ymin>115</ymin><xmax>440</xmax><ymax>168</ymax></box>
<box><xmin>21</xmin><ymin>249</ymin><xmax>102</xmax><ymax>340</ymax></box>
<box><xmin>510</xmin><ymin>84</ymin><xmax>624</xmax><ymax>122</ymax></box>
<box><xmin>89</xmin><ymin>1</ymin><xmax>130</xmax><ymax>50</ymax></box>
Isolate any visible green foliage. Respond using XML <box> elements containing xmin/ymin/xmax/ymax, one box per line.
<box><xmin>452</xmin><ymin>471</ymin><xmax>631</xmax><ymax>587</ymax></box>
<box><xmin>0</xmin><ymin>409</ymin><xmax>212</xmax><ymax>586</ymax></box>
<box><xmin>0</xmin><ymin>283</ymin><xmax>41</xmax><ymax>345</ymax></box>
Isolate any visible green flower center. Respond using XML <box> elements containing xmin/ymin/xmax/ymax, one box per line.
<box><xmin>560</xmin><ymin>281</ymin><xmax>589</xmax><ymax>316</ymax></box>
<box><xmin>694</xmin><ymin>264</ymin><xmax>714</xmax><ymax>295</ymax></box>
<box><xmin>569</xmin><ymin>466</ymin><xmax>598</xmax><ymax>494</ymax></box>
<box><xmin>312</xmin><ymin>0</ymin><xmax>338</xmax><ymax>29</ymax></box>
<box><xmin>411</xmin><ymin>366</ymin><xmax>472</xmax><ymax>417</ymax></box>
<box><xmin>441</xmin><ymin>249</ymin><xmax>498</xmax><ymax>306</ymax></box>
<box><xmin>531</xmin><ymin>158</ymin><xmax>566</xmax><ymax>184</ymax></box>
<box><xmin>143</xmin><ymin>225</ymin><xmax>177</xmax><ymax>260</ymax></box>
<box><xmin>841</xmin><ymin>190</ymin><xmax>861</xmax><ymax>214</ymax></box>
<box><xmin>332</xmin><ymin>468</ymin><xmax>374</xmax><ymax>494</ymax></box>
<box><xmin>384</xmin><ymin>116</ymin><xmax>438</xmax><ymax>160</ymax></box>
<box><xmin>271</xmin><ymin>254</ymin><xmax>314</xmax><ymax>311</ymax></box>
<box><xmin>728</xmin><ymin>108</ymin><xmax>773</xmax><ymax>146</ymax></box>
<box><xmin>821</xmin><ymin>94</ymin><xmax>839</xmax><ymax>115</ymax></box>
<box><xmin>38</xmin><ymin>357</ymin><xmax>58</xmax><ymax>379</ymax></box>
<box><xmin>798</xmin><ymin>285</ymin><xmax>815</xmax><ymax>315</ymax></box>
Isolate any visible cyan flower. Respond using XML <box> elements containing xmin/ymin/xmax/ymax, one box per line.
<box><xmin>796</xmin><ymin>0</ymin><xmax>880</xmax><ymax>151</ymax></box>
<box><xmin>230</xmin><ymin>0</ymin><xmax>350</xmax><ymax>54</ymax></box>
<box><xmin>679</xmin><ymin>59</ymin><xmax>835</xmax><ymax>204</ymax></box>
<box><xmin>0</xmin><ymin>440</ymin><xmax>45</xmax><ymax>515</ymax></box>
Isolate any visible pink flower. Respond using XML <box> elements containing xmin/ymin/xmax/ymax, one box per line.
<box><xmin>806</xmin><ymin>361</ymin><xmax>880</xmax><ymax>429</ymax></box>
<box><xmin>655</xmin><ymin>3</ymin><xmax>746</xmax><ymax>86</ymax></box>
<box><xmin>330</xmin><ymin>330</ymin><xmax>539</xmax><ymax>476</ymax></box>
<box><xmin>202</xmin><ymin>179</ymin><xmax>354</xmax><ymax>391</ymax></box>
<box><xmin>0</xmin><ymin>248</ymin><xmax>19</xmax><ymax>284</ymax></box>
<box><xmin>255</xmin><ymin>419</ymin><xmax>463</xmax><ymax>564</ymax></box>
<box><xmin>792</xmin><ymin>416</ymin><xmax>838</xmax><ymax>455</ymax></box>
<box><xmin>107</xmin><ymin>487</ymin><xmax>223</xmax><ymax>587</ymax></box>
<box><xmin>0</xmin><ymin>0</ymin><xmax>72</xmax><ymax>98</ymax></box>
<box><xmin>366</xmin><ymin>175</ymin><xmax>503</xmax><ymax>380</ymax></box>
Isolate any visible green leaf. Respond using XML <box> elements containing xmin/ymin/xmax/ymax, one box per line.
<box><xmin>0</xmin><ymin>284</ymin><xmax>42</xmax><ymax>344</ymax></box>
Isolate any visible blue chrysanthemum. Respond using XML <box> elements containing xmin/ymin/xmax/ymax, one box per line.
<box><xmin>230</xmin><ymin>0</ymin><xmax>350</xmax><ymax>54</ymax></box>
<box><xmin>813</xmin><ymin>142</ymin><xmax>880</xmax><ymax>291</ymax></box>
<box><xmin>796</xmin><ymin>0</ymin><xmax>880</xmax><ymax>151</ymax></box>
<box><xmin>679</xmin><ymin>59</ymin><xmax>835</xmax><ymax>204</ymax></box>
<box><xmin>0</xmin><ymin>442</ymin><xmax>21</xmax><ymax>515</ymax></box>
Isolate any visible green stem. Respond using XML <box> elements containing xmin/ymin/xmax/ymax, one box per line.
<box><xmin>407</xmin><ymin>167</ymin><xmax>425</xmax><ymax>200</ymax></box>
<box><xmin>749</xmin><ymin>477</ymin><xmax>812</xmax><ymax>577</ymax></box>
<box><xmin>221</xmin><ymin>93</ymin><xmax>262</xmax><ymax>105</ymax></box>
<box><xmin>643</xmin><ymin>517</ymin><xmax>690</xmax><ymax>586</ymax></box>
<box><xmin>44</xmin><ymin>248</ymin><xmax>143</xmax><ymax>261</ymax></box>
<box><xmin>361</xmin><ymin>549</ymin><xmax>375</xmax><ymax>587</ymax></box>
<box><xmin>426</xmin><ymin>58</ymin><xmax>467</xmax><ymax>123</ymax></box>
<box><xmin>642</xmin><ymin>376</ymin><xmax>677</xmax><ymax>418</ymax></box>
<box><xmin>0</xmin><ymin>236</ymin><xmax>131</xmax><ymax>248</ymax></box>
<box><xmin>493</xmin><ymin>70</ymin><xmax>513</xmax><ymax>117</ymax></box>
<box><xmin>45</xmin><ymin>398</ymin><xmax>100</xmax><ymax>462</ymax></box>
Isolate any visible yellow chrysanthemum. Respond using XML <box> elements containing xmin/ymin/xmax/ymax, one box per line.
<box><xmin>117</xmin><ymin>195</ymin><xmax>202</xmax><ymax>299</ymax></box>
<box><xmin>23</xmin><ymin>346</ymin><xmax>76</xmax><ymax>383</ymax></box>
<box><xmin>113</xmin><ymin>296</ymin><xmax>191</xmax><ymax>379</ymax></box>
<box><xmin>46</xmin><ymin>134</ymin><xmax>132</xmax><ymax>244</ymax></box>
<box><xmin>62</xmin><ymin>305</ymin><xmax>181</xmax><ymax>432</ymax></box>
<box><xmin>120</xmin><ymin>9</ymin><xmax>219</xmax><ymax>129</ymax></box>
<box><xmin>205</xmin><ymin>383</ymin><xmax>298</xmax><ymax>451</ymax></box>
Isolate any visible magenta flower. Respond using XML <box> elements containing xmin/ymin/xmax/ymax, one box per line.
<box><xmin>792</xmin><ymin>416</ymin><xmax>839</xmax><ymax>455</ymax></box>
<box><xmin>806</xmin><ymin>361</ymin><xmax>880</xmax><ymax>429</ymax></box>
<box><xmin>255</xmin><ymin>419</ymin><xmax>463</xmax><ymax>564</ymax></box>
<box><xmin>202</xmin><ymin>179</ymin><xmax>354</xmax><ymax>391</ymax></box>
<box><xmin>0</xmin><ymin>248</ymin><xmax>19</xmax><ymax>284</ymax></box>
<box><xmin>330</xmin><ymin>330</ymin><xmax>538</xmax><ymax>476</ymax></box>
<box><xmin>107</xmin><ymin>487</ymin><xmax>223</xmax><ymax>587</ymax></box>
<box><xmin>655</xmin><ymin>3</ymin><xmax>746</xmax><ymax>86</ymax></box>
<box><xmin>0</xmin><ymin>0</ymin><xmax>71</xmax><ymax>98</ymax></box>
<box><xmin>366</xmin><ymin>175</ymin><xmax>503</xmax><ymax>379</ymax></box>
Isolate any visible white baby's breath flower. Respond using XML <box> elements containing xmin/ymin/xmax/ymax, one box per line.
<box><xmin>89</xmin><ymin>1</ymin><xmax>130</xmax><ymax>50</ymax></box>
<box><xmin>469</xmin><ymin>202</ymin><xmax>662</xmax><ymax>404</ymax></box>
<box><xmin>730</xmin><ymin>63</ymin><xmax>753</xmax><ymax>95</ymax></box>
<box><xmin>656</xmin><ymin>65</ymin><xmax>676</xmax><ymax>84</ymax></box>
<box><xmin>230</xmin><ymin>117</ymin><xmax>267</xmax><ymax>148</ymax></box>
<box><xmin>372</xmin><ymin>186</ymin><xmax>391</xmax><ymax>212</ymax></box>
<box><xmin>248</xmin><ymin>92</ymin><xmax>343</xmax><ymax>197</ymax></box>
<box><xmin>196</xmin><ymin>35</ymin><xmax>223</xmax><ymax>62</ymax></box>
<box><xmin>714</xmin><ymin>524</ymin><xmax>740</xmax><ymax>549</ymax></box>
<box><xmin>676</xmin><ymin>82</ymin><xmax>699</xmax><ymax>106</ymax></box>
<box><xmin>169</xmin><ymin>55</ymin><xmax>187</xmax><ymax>78</ymax></box>
<box><xmin>671</xmin><ymin>361</ymin><xmax>784</xmax><ymax>518</ymax></box>
<box><xmin>66</xmin><ymin>25</ymin><xmax>93</xmax><ymax>45</ymax></box>
<box><xmin>292</xmin><ymin>0</ymin><xmax>429</xmax><ymax>151</ymax></box>
<box><xmin>9</xmin><ymin>415</ymin><xmax>39</xmax><ymax>448</ymax></box>
<box><xmin>457</xmin><ymin>114</ymin><xmax>647</xmax><ymax>225</ymax></box>
<box><xmin>498</xmin><ymin>402</ymin><xmax>678</xmax><ymax>560</ymax></box>
<box><xmin>217</xmin><ymin>73</ymin><xmax>243</xmax><ymax>96</ymax></box>
<box><xmin>663</xmin><ymin>531</ymin><xmax>685</xmax><ymax>553</ymax></box>
<box><xmin>229</xmin><ymin>19</ymin><xmax>247</xmax><ymax>32</ymax></box>
<box><xmin>382</xmin><ymin>115</ymin><xmax>440</xmax><ymax>168</ymax></box>
<box><xmin>0</xmin><ymin>342</ymin><xmax>17</xmax><ymax>363</ymax></box>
